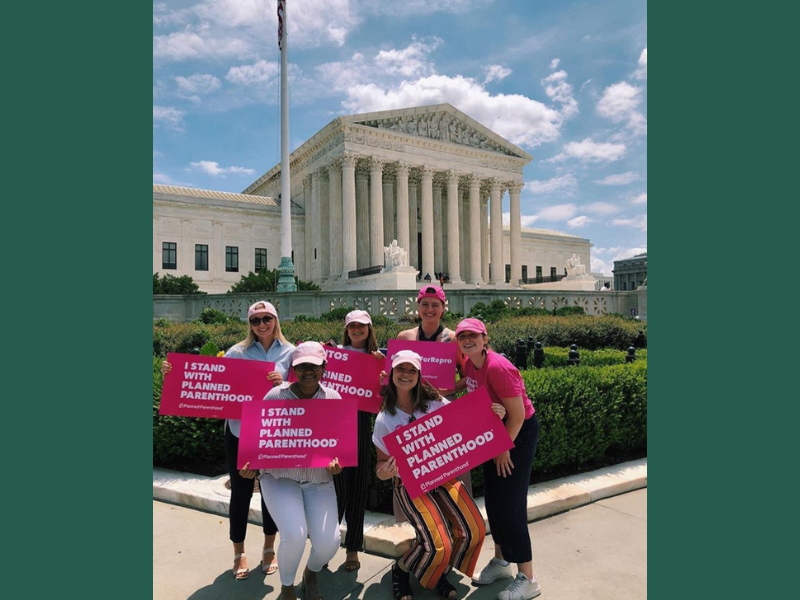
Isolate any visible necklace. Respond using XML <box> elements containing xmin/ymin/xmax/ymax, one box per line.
<box><xmin>417</xmin><ymin>323</ymin><xmax>444</xmax><ymax>342</ymax></box>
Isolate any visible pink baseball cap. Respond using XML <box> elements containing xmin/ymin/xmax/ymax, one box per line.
<box><xmin>417</xmin><ymin>285</ymin><xmax>446</xmax><ymax>303</ymax></box>
<box><xmin>247</xmin><ymin>301</ymin><xmax>278</xmax><ymax>319</ymax></box>
<box><xmin>391</xmin><ymin>350</ymin><xmax>422</xmax><ymax>371</ymax></box>
<box><xmin>292</xmin><ymin>341</ymin><xmax>327</xmax><ymax>367</ymax></box>
<box><xmin>345</xmin><ymin>310</ymin><xmax>372</xmax><ymax>327</ymax></box>
<box><xmin>455</xmin><ymin>318</ymin><xmax>487</xmax><ymax>337</ymax></box>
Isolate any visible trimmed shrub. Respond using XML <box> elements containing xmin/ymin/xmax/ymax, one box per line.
<box><xmin>154</xmin><ymin>273</ymin><xmax>205</xmax><ymax>295</ymax></box>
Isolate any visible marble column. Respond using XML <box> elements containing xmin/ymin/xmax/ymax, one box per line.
<box><xmin>318</xmin><ymin>168</ymin><xmax>330</xmax><ymax>281</ymax></box>
<box><xmin>460</xmin><ymin>187</ymin><xmax>470</xmax><ymax>281</ymax></box>
<box><xmin>481</xmin><ymin>192</ymin><xmax>490</xmax><ymax>284</ymax></box>
<box><xmin>383</xmin><ymin>170</ymin><xmax>395</xmax><ymax>244</ymax></box>
<box><xmin>369</xmin><ymin>158</ymin><xmax>385</xmax><ymax>268</ymax></box>
<box><xmin>395</xmin><ymin>163</ymin><xmax>410</xmax><ymax>265</ymax></box>
<box><xmin>433</xmin><ymin>182</ymin><xmax>443</xmax><ymax>275</ymax></box>
<box><xmin>468</xmin><ymin>174</ymin><xmax>483</xmax><ymax>284</ymax></box>
<box><xmin>489</xmin><ymin>178</ymin><xmax>503</xmax><ymax>284</ymax></box>
<box><xmin>445</xmin><ymin>170</ymin><xmax>463</xmax><ymax>284</ymax></box>
<box><xmin>409</xmin><ymin>175</ymin><xmax>419</xmax><ymax>271</ymax></box>
<box><xmin>509</xmin><ymin>181</ymin><xmax>523</xmax><ymax>285</ymax></box>
<box><xmin>303</xmin><ymin>175</ymin><xmax>312</xmax><ymax>280</ymax></box>
<box><xmin>311</xmin><ymin>171</ymin><xmax>321</xmax><ymax>281</ymax></box>
<box><xmin>327</xmin><ymin>159</ymin><xmax>343</xmax><ymax>281</ymax></box>
<box><xmin>420</xmin><ymin>166</ymin><xmax>435</xmax><ymax>279</ymax></box>
<box><xmin>356</xmin><ymin>163</ymin><xmax>369</xmax><ymax>269</ymax></box>
<box><xmin>341</xmin><ymin>153</ymin><xmax>357</xmax><ymax>277</ymax></box>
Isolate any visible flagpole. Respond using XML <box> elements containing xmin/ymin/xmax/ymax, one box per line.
<box><xmin>276</xmin><ymin>0</ymin><xmax>297</xmax><ymax>292</ymax></box>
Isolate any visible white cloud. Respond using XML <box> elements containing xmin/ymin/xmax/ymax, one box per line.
<box><xmin>364</xmin><ymin>0</ymin><xmax>497</xmax><ymax>16</ymax></box>
<box><xmin>341</xmin><ymin>74</ymin><xmax>564</xmax><ymax>148</ymax></box>
<box><xmin>484</xmin><ymin>64</ymin><xmax>512</xmax><ymax>84</ymax></box>
<box><xmin>597</xmin><ymin>82</ymin><xmax>646</xmax><ymax>136</ymax></box>
<box><xmin>594</xmin><ymin>171</ymin><xmax>640</xmax><ymax>186</ymax></box>
<box><xmin>153</xmin><ymin>0</ymin><xmax>361</xmax><ymax>64</ymax></box>
<box><xmin>175</xmin><ymin>74</ymin><xmax>222</xmax><ymax>103</ymax></box>
<box><xmin>591</xmin><ymin>245</ymin><xmax>648</xmax><ymax>275</ymax></box>
<box><xmin>549</xmin><ymin>58</ymin><xmax>560</xmax><ymax>70</ymax></box>
<box><xmin>537</xmin><ymin>204</ymin><xmax>577</xmax><ymax>221</ymax></box>
<box><xmin>547</xmin><ymin>138</ymin><xmax>626</xmax><ymax>163</ymax></box>
<box><xmin>375</xmin><ymin>38</ymin><xmax>441</xmax><ymax>78</ymax></box>
<box><xmin>611</xmin><ymin>214</ymin><xmax>647</xmax><ymax>232</ymax></box>
<box><xmin>226</xmin><ymin>60</ymin><xmax>281</xmax><ymax>85</ymax></box>
<box><xmin>190</xmin><ymin>160</ymin><xmax>255</xmax><ymax>176</ymax></box>
<box><xmin>542</xmin><ymin>69</ymin><xmax>578</xmax><ymax>119</ymax></box>
<box><xmin>153</xmin><ymin>105</ymin><xmax>186</xmax><ymax>131</ymax></box>
<box><xmin>567</xmin><ymin>216</ymin><xmax>591</xmax><ymax>228</ymax></box>
<box><xmin>524</xmin><ymin>174</ymin><xmax>577</xmax><ymax>195</ymax></box>
<box><xmin>585</xmin><ymin>202</ymin><xmax>620</xmax><ymax>216</ymax></box>
<box><xmin>633</xmin><ymin>48</ymin><xmax>647</xmax><ymax>79</ymax></box>
<box><xmin>631</xmin><ymin>193</ymin><xmax>647</xmax><ymax>205</ymax></box>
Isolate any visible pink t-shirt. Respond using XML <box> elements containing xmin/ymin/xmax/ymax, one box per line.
<box><xmin>462</xmin><ymin>350</ymin><xmax>535</xmax><ymax>419</ymax></box>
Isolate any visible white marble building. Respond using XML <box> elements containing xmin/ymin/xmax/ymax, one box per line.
<box><xmin>153</xmin><ymin>103</ymin><xmax>592</xmax><ymax>293</ymax></box>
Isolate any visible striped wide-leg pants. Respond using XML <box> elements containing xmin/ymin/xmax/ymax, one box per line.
<box><xmin>394</xmin><ymin>478</ymin><xmax>485</xmax><ymax>589</ymax></box>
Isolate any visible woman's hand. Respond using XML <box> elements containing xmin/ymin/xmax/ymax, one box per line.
<box><xmin>379</xmin><ymin>370</ymin><xmax>388</xmax><ymax>386</ymax></box>
<box><xmin>494</xmin><ymin>451</ymin><xmax>514</xmax><ymax>478</ymax></box>
<box><xmin>267</xmin><ymin>371</ymin><xmax>283</xmax><ymax>387</ymax></box>
<box><xmin>372</xmin><ymin>351</ymin><xmax>385</xmax><ymax>360</ymax></box>
<box><xmin>326</xmin><ymin>457</ymin><xmax>343</xmax><ymax>475</ymax></box>
<box><xmin>239</xmin><ymin>461</ymin><xmax>257</xmax><ymax>479</ymax></box>
<box><xmin>376</xmin><ymin>456</ymin><xmax>399</xmax><ymax>480</ymax></box>
<box><xmin>490</xmin><ymin>402</ymin><xmax>506</xmax><ymax>420</ymax></box>
<box><xmin>160</xmin><ymin>361</ymin><xmax>172</xmax><ymax>376</ymax></box>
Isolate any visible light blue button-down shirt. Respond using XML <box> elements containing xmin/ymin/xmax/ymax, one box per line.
<box><xmin>224</xmin><ymin>337</ymin><xmax>295</xmax><ymax>437</ymax></box>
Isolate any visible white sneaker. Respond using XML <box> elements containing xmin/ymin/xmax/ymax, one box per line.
<box><xmin>497</xmin><ymin>572</ymin><xmax>542</xmax><ymax>600</ymax></box>
<box><xmin>472</xmin><ymin>558</ymin><xmax>514</xmax><ymax>585</ymax></box>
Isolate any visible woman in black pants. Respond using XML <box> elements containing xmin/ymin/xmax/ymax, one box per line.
<box><xmin>456</xmin><ymin>317</ymin><xmax>543</xmax><ymax>600</ymax></box>
<box><xmin>331</xmin><ymin>310</ymin><xmax>385</xmax><ymax>571</ymax></box>
<box><xmin>162</xmin><ymin>301</ymin><xmax>294</xmax><ymax>580</ymax></box>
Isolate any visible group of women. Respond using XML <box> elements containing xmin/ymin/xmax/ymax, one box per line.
<box><xmin>161</xmin><ymin>286</ymin><xmax>541</xmax><ymax>600</ymax></box>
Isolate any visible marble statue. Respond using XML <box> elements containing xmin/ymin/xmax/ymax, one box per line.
<box><xmin>384</xmin><ymin>239</ymin><xmax>408</xmax><ymax>268</ymax></box>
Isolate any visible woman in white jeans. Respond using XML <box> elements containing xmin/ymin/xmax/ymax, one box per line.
<box><xmin>240</xmin><ymin>341</ymin><xmax>343</xmax><ymax>600</ymax></box>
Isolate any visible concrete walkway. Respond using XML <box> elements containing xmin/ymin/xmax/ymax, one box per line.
<box><xmin>154</xmin><ymin>459</ymin><xmax>646</xmax><ymax>599</ymax></box>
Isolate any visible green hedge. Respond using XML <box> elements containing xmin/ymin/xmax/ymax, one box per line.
<box><xmin>532</xmin><ymin>347</ymin><xmax>647</xmax><ymax>368</ymax></box>
<box><xmin>153</xmin><ymin>356</ymin><xmax>647</xmax><ymax>513</ymax></box>
<box><xmin>153</xmin><ymin>314</ymin><xmax>646</xmax><ymax>357</ymax></box>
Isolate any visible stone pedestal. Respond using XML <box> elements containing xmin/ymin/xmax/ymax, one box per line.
<box><xmin>521</xmin><ymin>274</ymin><xmax>598</xmax><ymax>291</ymax></box>
<box><xmin>342</xmin><ymin>266</ymin><xmax>419</xmax><ymax>291</ymax></box>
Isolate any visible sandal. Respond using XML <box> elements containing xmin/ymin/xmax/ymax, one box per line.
<box><xmin>434</xmin><ymin>573</ymin><xmax>457</xmax><ymax>600</ymax></box>
<box><xmin>232</xmin><ymin>552</ymin><xmax>250</xmax><ymax>580</ymax></box>
<box><xmin>344</xmin><ymin>552</ymin><xmax>361</xmax><ymax>572</ymax></box>
<box><xmin>262</xmin><ymin>547</ymin><xmax>277</xmax><ymax>575</ymax></box>
<box><xmin>392</xmin><ymin>562</ymin><xmax>413</xmax><ymax>600</ymax></box>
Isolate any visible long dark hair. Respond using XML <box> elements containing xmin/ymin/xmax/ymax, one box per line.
<box><xmin>380</xmin><ymin>368</ymin><xmax>441</xmax><ymax>416</ymax></box>
<box><xmin>342</xmin><ymin>323</ymin><xmax>379</xmax><ymax>353</ymax></box>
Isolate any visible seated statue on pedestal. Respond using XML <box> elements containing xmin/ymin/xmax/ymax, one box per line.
<box><xmin>384</xmin><ymin>239</ymin><xmax>408</xmax><ymax>269</ymax></box>
<box><xmin>566</xmin><ymin>253</ymin><xmax>586</xmax><ymax>276</ymax></box>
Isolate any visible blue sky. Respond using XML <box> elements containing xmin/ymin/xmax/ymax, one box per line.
<box><xmin>153</xmin><ymin>0</ymin><xmax>647</xmax><ymax>276</ymax></box>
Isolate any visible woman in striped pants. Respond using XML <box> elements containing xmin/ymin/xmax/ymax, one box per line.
<box><xmin>372</xmin><ymin>350</ymin><xmax>504</xmax><ymax>600</ymax></box>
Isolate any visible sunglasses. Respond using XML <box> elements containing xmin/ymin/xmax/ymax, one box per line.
<box><xmin>249</xmin><ymin>316</ymin><xmax>274</xmax><ymax>326</ymax></box>
<box><xmin>408</xmin><ymin>414</ymin><xmax>417</xmax><ymax>424</ymax></box>
<box><xmin>294</xmin><ymin>362</ymin><xmax>323</xmax><ymax>372</ymax></box>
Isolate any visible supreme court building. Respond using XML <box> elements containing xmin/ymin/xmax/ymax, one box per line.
<box><xmin>154</xmin><ymin>103</ymin><xmax>591</xmax><ymax>294</ymax></box>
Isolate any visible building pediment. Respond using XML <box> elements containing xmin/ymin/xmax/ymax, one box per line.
<box><xmin>341</xmin><ymin>103</ymin><xmax>531</xmax><ymax>160</ymax></box>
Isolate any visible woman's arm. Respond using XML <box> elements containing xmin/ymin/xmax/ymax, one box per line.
<box><xmin>375</xmin><ymin>446</ymin><xmax>399</xmax><ymax>480</ymax></box>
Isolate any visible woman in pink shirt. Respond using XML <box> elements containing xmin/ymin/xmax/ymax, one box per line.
<box><xmin>456</xmin><ymin>318</ymin><xmax>542</xmax><ymax>600</ymax></box>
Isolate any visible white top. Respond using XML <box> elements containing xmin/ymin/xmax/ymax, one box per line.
<box><xmin>372</xmin><ymin>399</ymin><xmax>450</xmax><ymax>455</ymax></box>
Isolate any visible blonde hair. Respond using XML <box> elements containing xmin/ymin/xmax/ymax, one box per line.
<box><xmin>238</xmin><ymin>302</ymin><xmax>288</xmax><ymax>349</ymax></box>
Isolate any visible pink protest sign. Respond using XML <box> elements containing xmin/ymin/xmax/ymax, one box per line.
<box><xmin>386</xmin><ymin>339</ymin><xmax>458</xmax><ymax>389</ymax></box>
<box><xmin>238</xmin><ymin>398</ymin><xmax>358</xmax><ymax>468</ymax></box>
<box><xmin>382</xmin><ymin>387</ymin><xmax>513</xmax><ymax>500</ymax></box>
<box><xmin>287</xmin><ymin>346</ymin><xmax>384</xmax><ymax>413</ymax></box>
<box><xmin>159</xmin><ymin>353</ymin><xmax>275</xmax><ymax>419</ymax></box>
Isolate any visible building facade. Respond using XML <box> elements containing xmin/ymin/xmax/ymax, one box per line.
<box><xmin>613</xmin><ymin>252</ymin><xmax>647</xmax><ymax>291</ymax></box>
<box><xmin>153</xmin><ymin>103</ymin><xmax>593</xmax><ymax>293</ymax></box>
